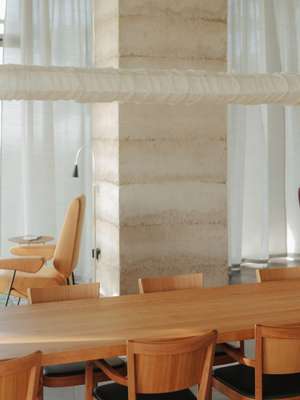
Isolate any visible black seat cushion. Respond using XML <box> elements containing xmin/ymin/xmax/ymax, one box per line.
<box><xmin>94</xmin><ymin>383</ymin><xmax>196</xmax><ymax>400</ymax></box>
<box><xmin>214</xmin><ymin>364</ymin><xmax>300</xmax><ymax>399</ymax></box>
<box><xmin>44</xmin><ymin>357</ymin><xmax>125</xmax><ymax>378</ymax></box>
<box><xmin>215</xmin><ymin>344</ymin><xmax>227</xmax><ymax>356</ymax></box>
<box><xmin>44</xmin><ymin>362</ymin><xmax>87</xmax><ymax>377</ymax></box>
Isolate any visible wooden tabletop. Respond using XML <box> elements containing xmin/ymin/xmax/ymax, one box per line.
<box><xmin>1</xmin><ymin>280</ymin><xmax>300</xmax><ymax>365</ymax></box>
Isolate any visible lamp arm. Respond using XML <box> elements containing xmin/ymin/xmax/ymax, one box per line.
<box><xmin>74</xmin><ymin>145</ymin><xmax>95</xmax><ymax>167</ymax></box>
<box><xmin>74</xmin><ymin>146</ymin><xmax>84</xmax><ymax>165</ymax></box>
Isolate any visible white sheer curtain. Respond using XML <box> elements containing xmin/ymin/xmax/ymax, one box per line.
<box><xmin>1</xmin><ymin>0</ymin><xmax>93</xmax><ymax>282</ymax></box>
<box><xmin>229</xmin><ymin>0</ymin><xmax>300</xmax><ymax>266</ymax></box>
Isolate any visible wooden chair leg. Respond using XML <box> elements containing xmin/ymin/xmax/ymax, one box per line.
<box><xmin>206</xmin><ymin>376</ymin><xmax>212</xmax><ymax>400</ymax></box>
<box><xmin>240</xmin><ymin>340</ymin><xmax>245</xmax><ymax>354</ymax></box>
<box><xmin>38</xmin><ymin>372</ymin><xmax>44</xmax><ymax>400</ymax></box>
<box><xmin>207</xmin><ymin>387</ymin><xmax>212</xmax><ymax>400</ymax></box>
<box><xmin>85</xmin><ymin>361</ymin><xmax>94</xmax><ymax>400</ymax></box>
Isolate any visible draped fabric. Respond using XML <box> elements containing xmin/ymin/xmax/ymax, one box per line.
<box><xmin>0</xmin><ymin>65</ymin><xmax>300</xmax><ymax>104</ymax></box>
<box><xmin>1</xmin><ymin>2</ymin><xmax>300</xmax><ymax>273</ymax></box>
<box><xmin>229</xmin><ymin>0</ymin><xmax>300</xmax><ymax>265</ymax></box>
<box><xmin>1</xmin><ymin>0</ymin><xmax>93</xmax><ymax>282</ymax></box>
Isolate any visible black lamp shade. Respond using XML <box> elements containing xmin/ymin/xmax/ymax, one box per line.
<box><xmin>72</xmin><ymin>164</ymin><xmax>79</xmax><ymax>178</ymax></box>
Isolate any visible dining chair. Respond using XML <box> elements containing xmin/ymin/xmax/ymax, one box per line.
<box><xmin>138</xmin><ymin>273</ymin><xmax>239</xmax><ymax>366</ymax></box>
<box><xmin>28</xmin><ymin>283</ymin><xmax>125</xmax><ymax>400</ymax></box>
<box><xmin>213</xmin><ymin>324</ymin><xmax>300</xmax><ymax>400</ymax></box>
<box><xmin>90</xmin><ymin>331</ymin><xmax>217</xmax><ymax>400</ymax></box>
<box><xmin>0</xmin><ymin>351</ymin><xmax>41</xmax><ymax>400</ymax></box>
<box><xmin>256</xmin><ymin>266</ymin><xmax>300</xmax><ymax>282</ymax></box>
<box><xmin>0</xmin><ymin>195</ymin><xmax>85</xmax><ymax>305</ymax></box>
<box><xmin>138</xmin><ymin>272</ymin><xmax>203</xmax><ymax>293</ymax></box>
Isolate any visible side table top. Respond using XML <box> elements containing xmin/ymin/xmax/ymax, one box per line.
<box><xmin>8</xmin><ymin>235</ymin><xmax>54</xmax><ymax>245</ymax></box>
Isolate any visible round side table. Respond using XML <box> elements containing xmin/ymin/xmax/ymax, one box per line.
<box><xmin>8</xmin><ymin>235</ymin><xmax>54</xmax><ymax>245</ymax></box>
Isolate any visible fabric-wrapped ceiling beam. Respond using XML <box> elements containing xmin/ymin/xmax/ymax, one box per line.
<box><xmin>0</xmin><ymin>64</ymin><xmax>300</xmax><ymax>105</ymax></box>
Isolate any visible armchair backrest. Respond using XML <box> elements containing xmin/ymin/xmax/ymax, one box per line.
<box><xmin>255</xmin><ymin>325</ymin><xmax>300</xmax><ymax>399</ymax></box>
<box><xmin>138</xmin><ymin>273</ymin><xmax>203</xmax><ymax>294</ymax></box>
<box><xmin>256</xmin><ymin>266</ymin><xmax>300</xmax><ymax>283</ymax></box>
<box><xmin>28</xmin><ymin>283</ymin><xmax>100</xmax><ymax>304</ymax></box>
<box><xmin>0</xmin><ymin>351</ymin><xmax>41</xmax><ymax>400</ymax></box>
<box><xmin>127</xmin><ymin>332</ymin><xmax>217</xmax><ymax>400</ymax></box>
<box><xmin>53</xmin><ymin>195</ymin><xmax>85</xmax><ymax>279</ymax></box>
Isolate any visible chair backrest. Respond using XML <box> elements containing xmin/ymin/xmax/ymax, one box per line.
<box><xmin>53</xmin><ymin>195</ymin><xmax>85</xmax><ymax>279</ymax></box>
<box><xmin>255</xmin><ymin>325</ymin><xmax>300</xmax><ymax>399</ymax></box>
<box><xmin>28</xmin><ymin>283</ymin><xmax>100</xmax><ymax>304</ymax></box>
<box><xmin>127</xmin><ymin>331</ymin><xmax>217</xmax><ymax>400</ymax></box>
<box><xmin>0</xmin><ymin>351</ymin><xmax>41</xmax><ymax>400</ymax></box>
<box><xmin>138</xmin><ymin>273</ymin><xmax>203</xmax><ymax>294</ymax></box>
<box><xmin>256</xmin><ymin>266</ymin><xmax>300</xmax><ymax>283</ymax></box>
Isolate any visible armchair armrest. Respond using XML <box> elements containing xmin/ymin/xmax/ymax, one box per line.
<box><xmin>94</xmin><ymin>359</ymin><xmax>128</xmax><ymax>386</ymax></box>
<box><xmin>0</xmin><ymin>257</ymin><xmax>45</xmax><ymax>273</ymax></box>
<box><xmin>10</xmin><ymin>244</ymin><xmax>56</xmax><ymax>260</ymax></box>
<box><xmin>220</xmin><ymin>343</ymin><xmax>256</xmax><ymax>367</ymax></box>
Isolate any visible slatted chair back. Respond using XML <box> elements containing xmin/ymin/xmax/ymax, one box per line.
<box><xmin>255</xmin><ymin>325</ymin><xmax>300</xmax><ymax>400</ymax></box>
<box><xmin>127</xmin><ymin>331</ymin><xmax>217</xmax><ymax>400</ymax></box>
<box><xmin>138</xmin><ymin>273</ymin><xmax>203</xmax><ymax>294</ymax></box>
<box><xmin>28</xmin><ymin>283</ymin><xmax>100</xmax><ymax>304</ymax></box>
<box><xmin>0</xmin><ymin>351</ymin><xmax>41</xmax><ymax>400</ymax></box>
<box><xmin>52</xmin><ymin>195</ymin><xmax>85</xmax><ymax>279</ymax></box>
<box><xmin>256</xmin><ymin>266</ymin><xmax>300</xmax><ymax>283</ymax></box>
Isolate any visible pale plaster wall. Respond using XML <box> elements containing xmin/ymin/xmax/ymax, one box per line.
<box><xmin>93</xmin><ymin>0</ymin><xmax>228</xmax><ymax>295</ymax></box>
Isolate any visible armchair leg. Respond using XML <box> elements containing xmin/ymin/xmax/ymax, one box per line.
<box><xmin>5</xmin><ymin>270</ymin><xmax>16</xmax><ymax>307</ymax></box>
<box><xmin>38</xmin><ymin>371</ymin><xmax>44</xmax><ymax>400</ymax></box>
<box><xmin>85</xmin><ymin>361</ymin><xmax>94</xmax><ymax>400</ymax></box>
<box><xmin>66</xmin><ymin>273</ymin><xmax>76</xmax><ymax>286</ymax></box>
<box><xmin>38</xmin><ymin>387</ymin><xmax>44</xmax><ymax>400</ymax></box>
<box><xmin>17</xmin><ymin>297</ymin><xmax>21</xmax><ymax>305</ymax></box>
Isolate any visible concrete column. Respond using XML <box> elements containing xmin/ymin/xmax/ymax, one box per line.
<box><xmin>94</xmin><ymin>0</ymin><xmax>228</xmax><ymax>295</ymax></box>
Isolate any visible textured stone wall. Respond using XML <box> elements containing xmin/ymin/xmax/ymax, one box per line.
<box><xmin>93</xmin><ymin>0</ymin><xmax>228</xmax><ymax>295</ymax></box>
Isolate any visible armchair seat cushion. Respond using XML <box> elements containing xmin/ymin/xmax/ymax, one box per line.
<box><xmin>94</xmin><ymin>383</ymin><xmax>196</xmax><ymax>400</ymax></box>
<box><xmin>0</xmin><ymin>264</ymin><xmax>65</xmax><ymax>298</ymax></box>
<box><xmin>214</xmin><ymin>364</ymin><xmax>300</xmax><ymax>399</ymax></box>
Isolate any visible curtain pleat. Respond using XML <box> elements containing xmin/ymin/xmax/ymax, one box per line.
<box><xmin>1</xmin><ymin>0</ymin><xmax>93</xmax><ymax>281</ymax></box>
<box><xmin>229</xmin><ymin>0</ymin><xmax>300</xmax><ymax>265</ymax></box>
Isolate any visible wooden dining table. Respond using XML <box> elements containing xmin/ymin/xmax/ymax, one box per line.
<box><xmin>0</xmin><ymin>280</ymin><xmax>300</xmax><ymax>366</ymax></box>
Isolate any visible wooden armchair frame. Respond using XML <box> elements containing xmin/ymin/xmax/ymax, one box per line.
<box><xmin>0</xmin><ymin>351</ymin><xmax>42</xmax><ymax>400</ymax></box>
<box><xmin>213</xmin><ymin>324</ymin><xmax>300</xmax><ymax>400</ymax></box>
<box><xmin>138</xmin><ymin>272</ymin><xmax>243</xmax><ymax>366</ymax></box>
<box><xmin>90</xmin><ymin>332</ymin><xmax>217</xmax><ymax>400</ymax></box>
<box><xmin>256</xmin><ymin>266</ymin><xmax>300</xmax><ymax>283</ymax></box>
<box><xmin>28</xmin><ymin>283</ymin><xmax>125</xmax><ymax>400</ymax></box>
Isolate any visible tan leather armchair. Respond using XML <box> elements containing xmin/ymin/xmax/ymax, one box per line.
<box><xmin>10</xmin><ymin>244</ymin><xmax>56</xmax><ymax>261</ymax></box>
<box><xmin>0</xmin><ymin>195</ymin><xmax>85</xmax><ymax>305</ymax></box>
